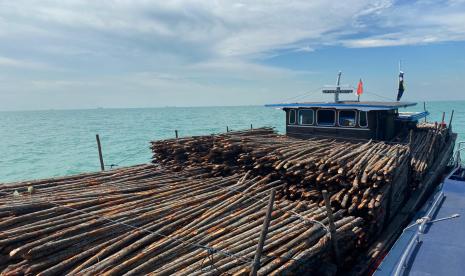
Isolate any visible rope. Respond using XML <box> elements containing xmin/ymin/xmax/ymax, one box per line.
<box><xmin>270</xmin><ymin>88</ymin><xmax>324</xmax><ymax>105</ymax></box>
<box><xmin>405</xmin><ymin>214</ymin><xmax>460</xmax><ymax>231</ymax></box>
<box><xmin>105</xmin><ymin>147</ymin><xmax>150</xmax><ymax>169</ymax></box>
<box><xmin>364</xmin><ymin>90</ymin><xmax>395</xmax><ymax>102</ymax></box>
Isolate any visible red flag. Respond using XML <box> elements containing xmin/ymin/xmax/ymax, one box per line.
<box><xmin>357</xmin><ymin>79</ymin><xmax>363</xmax><ymax>96</ymax></box>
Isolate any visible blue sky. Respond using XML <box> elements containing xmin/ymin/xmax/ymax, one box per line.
<box><xmin>1</xmin><ymin>0</ymin><xmax>465</xmax><ymax>111</ymax></box>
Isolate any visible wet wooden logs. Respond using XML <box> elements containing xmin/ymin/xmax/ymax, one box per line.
<box><xmin>151</xmin><ymin>124</ymin><xmax>450</xmax><ymax>248</ymax></box>
<box><xmin>0</xmin><ymin>164</ymin><xmax>363</xmax><ymax>275</ymax></box>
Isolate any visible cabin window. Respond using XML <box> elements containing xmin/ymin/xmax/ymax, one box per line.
<box><xmin>338</xmin><ymin>110</ymin><xmax>356</xmax><ymax>127</ymax></box>
<box><xmin>359</xmin><ymin>111</ymin><xmax>368</xmax><ymax>128</ymax></box>
<box><xmin>298</xmin><ymin>109</ymin><xmax>314</xmax><ymax>125</ymax></box>
<box><xmin>317</xmin><ymin>109</ymin><xmax>336</xmax><ymax>126</ymax></box>
<box><xmin>288</xmin><ymin>109</ymin><xmax>296</xmax><ymax>124</ymax></box>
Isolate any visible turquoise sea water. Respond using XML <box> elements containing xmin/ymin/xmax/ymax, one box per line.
<box><xmin>1</xmin><ymin>102</ymin><xmax>464</xmax><ymax>183</ymax></box>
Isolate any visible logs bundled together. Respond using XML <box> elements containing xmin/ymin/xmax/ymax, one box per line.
<box><xmin>151</xmin><ymin>129</ymin><xmax>411</xmax><ymax>210</ymax></box>
<box><xmin>151</xmin><ymin>125</ymin><xmax>450</xmax><ymax>239</ymax></box>
<box><xmin>409</xmin><ymin>122</ymin><xmax>451</xmax><ymax>182</ymax></box>
<box><xmin>151</xmin><ymin>127</ymin><xmax>279</xmax><ymax>175</ymax></box>
<box><xmin>0</xmin><ymin>164</ymin><xmax>363</xmax><ymax>275</ymax></box>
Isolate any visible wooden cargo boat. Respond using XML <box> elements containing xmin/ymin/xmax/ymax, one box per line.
<box><xmin>0</xmin><ymin>72</ymin><xmax>458</xmax><ymax>275</ymax></box>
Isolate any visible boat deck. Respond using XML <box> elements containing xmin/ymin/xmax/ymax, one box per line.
<box><xmin>375</xmin><ymin>167</ymin><xmax>465</xmax><ymax>276</ymax></box>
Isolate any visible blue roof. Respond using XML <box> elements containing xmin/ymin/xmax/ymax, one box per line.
<box><xmin>396</xmin><ymin>111</ymin><xmax>430</xmax><ymax>122</ymax></box>
<box><xmin>265</xmin><ymin>101</ymin><xmax>416</xmax><ymax>111</ymax></box>
<box><xmin>375</xmin><ymin>167</ymin><xmax>465</xmax><ymax>276</ymax></box>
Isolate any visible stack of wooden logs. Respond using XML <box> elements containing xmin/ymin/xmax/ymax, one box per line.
<box><xmin>151</xmin><ymin>124</ymin><xmax>450</xmax><ymax>240</ymax></box>
<box><xmin>409</xmin><ymin>122</ymin><xmax>450</xmax><ymax>183</ymax></box>
<box><xmin>0</xmin><ymin>164</ymin><xmax>363</xmax><ymax>275</ymax></box>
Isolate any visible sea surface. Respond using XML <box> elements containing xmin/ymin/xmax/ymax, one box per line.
<box><xmin>1</xmin><ymin>102</ymin><xmax>464</xmax><ymax>183</ymax></box>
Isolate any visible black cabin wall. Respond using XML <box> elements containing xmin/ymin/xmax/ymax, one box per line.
<box><xmin>284</xmin><ymin>108</ymin><xmax>397</xmax><ymax>141</ymax></box>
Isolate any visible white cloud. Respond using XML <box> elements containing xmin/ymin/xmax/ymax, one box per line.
<box><xmin>0</xmin><ymin>56</ymin><xmax>50</xmax><ymax>69</ymax></box>
<box><xmin>343</xmin><ymin>1</ymin><xmax>465</xmax><ymax>48</ymax></box>
<box><xmin>1</xmin><ymin>0</ymin><xmax>465</xmax><ymax>109</ymax></box>
<box><xmin>2</xmin><ymin>1</ymin><xmax>464</xmax><ymax>60</ymax></box>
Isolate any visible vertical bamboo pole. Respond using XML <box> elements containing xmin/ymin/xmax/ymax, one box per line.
<box><xmin>322</xmin><ymin>190</ymin><xmax>341</xmax><ymax>266</ymax></box>
<box><xmin>449</xmin><ymin>110</ymin><xmax>454</xmax><ymax>130</ymax></box>
<box><xmin>408</xmin><ymin>129</ymin><xmax>413</xmax><ymax>147</ymax></box>
<box><xmin>423</xmin><ymin>102</ymin><xmax>427</xmax><ymax>122</ymax></box>
<box><xmin>96</xmin><ymin>134</ymin><xmax>105</xmax><ymax>171</ymax></box>
<box><xmin>441</xmin><ymin>112</ymin><xmax>446</xmax><ymax>128</ymax></box>
<box><xmin>250</xmin><ymin>189</ymin><xmax>275</xmax><ymax>276</ymax></box>
<box><xmin>385</xmin><ymin>147</ymin><xmax>399</xmax><ymax>226</ymax></box>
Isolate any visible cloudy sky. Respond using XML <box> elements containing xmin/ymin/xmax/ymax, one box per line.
<box><xmin>1</xmin><ymin>0</ymin><xmax>465</xmax><ymax>111</ymax></box>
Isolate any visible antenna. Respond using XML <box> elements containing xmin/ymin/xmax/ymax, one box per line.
<box><xmin>322</xmin><ymin>71</ymin><xmax>353</xmax><ymax>103</ymax></box>
<box><xmin>335</xmin><ymin>71</ymin><xmax>342</xmax><ymax>102</ymax></box>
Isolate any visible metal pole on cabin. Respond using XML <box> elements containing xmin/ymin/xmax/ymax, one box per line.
<box><xmin>449</xmin><ymin>110</ymin><xmax>455</xmax><ymax>130</ymax></box>
<box><xmin>96</xmin><ymin>134</ymin><xmax>105</xmax><ymax>171</ymax></box>
<box><xmin>175</xmin><ymin>130</ymin><xmax>178</xmax><ymax>139</ymax></box>
<box><xmin>335</xmin><ymin>71</ymin><xmax>342</xmax><ymax>103</ymax></box>
<box><xmin>250</xmin><ymin>189</ymin><xmax>275</xmax><ymax>276</ymax></box>
<box><xmin>322</xmin><ymin>190</ymin><xmax>341</xmax><ymax>266</ymax></box>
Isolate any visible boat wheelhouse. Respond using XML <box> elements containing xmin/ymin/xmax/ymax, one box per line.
<box><xmin>266</xmin><ymin>72</ymin><xmax>428</xmax><ymax>141</ymax></box>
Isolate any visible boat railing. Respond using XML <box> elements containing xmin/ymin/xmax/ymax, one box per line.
<box><xmin>392</xmin><ymin>157</ymin><xmax>463</xmax><ymax>276</ymax></box>
<box><xmin>393</xmin><ymin>189</ymin><xmax>445</xmax><ymax>276</ymax></box>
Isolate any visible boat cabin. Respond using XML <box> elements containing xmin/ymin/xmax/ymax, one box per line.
<box><xmin>266</xmin><ymin>101</ymin><xmax>428</xmax><ymax>141</ymax></box>
<box><xmin>266</xmin><ymin>72</ymin><xmax>428</xmax><ymax>141</ymax></box>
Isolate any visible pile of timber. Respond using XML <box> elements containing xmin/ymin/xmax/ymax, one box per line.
<box><xmin>151</xmin><ymin>124</ymin><xmax>452</xmax><ymax>242</ymax></box>
<box><xmin>151</xmin><ymin>127</ymin><xmax>279</xmax><ymax>174</ymax></box>
<box><xmin>0</xmin><ymin>164</ymin><xmax>363</xmax><ymax>275</ymax></box>
<box><xmin>409</xmin><ymin>122</ymin><xmax>451</xmax><ymax>183</ymax></box>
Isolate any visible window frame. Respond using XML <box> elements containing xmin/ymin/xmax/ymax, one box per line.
<box><xmin>316</xmin><ymin>108</ymin><xmax>336</xmax><ymax>127</ymax></box>
<box><xmin>359</xmin><ymin>111</ymin><xmax>369</xmax><ymax>128</ymax></box>
<box><xmin>298</xmin><ymin>109</ymin><xmax>314</xmax><ymax>125</ymax></box>
<box><xmin>337</xmin><ymin>109</ymin><xmax>357</xmax><ymax>128</ymax></box>
<box><xmin>288</xmin><ymin>109</ymin><xmax>296</xmax><ymax>125</ymax></box>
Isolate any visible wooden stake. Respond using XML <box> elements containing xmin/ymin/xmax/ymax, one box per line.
<box><xmin>449</xmin><ymin>110</ymin><xmax>454</xmax><ymax>130</ymax></box>
<box><xmin>423</xmin><ymin>102</ymin><xmax>427</xmax><ymax>122</ymax></box>
<box><xmin>96</xmin><ymin>134</ymin><xmax>105</xmax><ymax>171</ymax></box>
<box><xmin>175</xmin><ymin>130</ymin><xmax>178</xmax><ymax>139</ymax></box>
<box><xmin>250</xmin><ymin>188</ymin><xmax>275</xmax><ymax>276</ymax></box>
<box><xmin>385</xmin><ymin>147</ymin><xmax>400</xmax><ymax>226</ymax></box>
<box><xmin>408</xmin><ymin>129</ymin><xmax>413</xmax><ymax>147</ymax></box>
<box><xmin>322</xmin><ymin>190</ymin><xmax>341</xmax><ymax>266</ymax></box>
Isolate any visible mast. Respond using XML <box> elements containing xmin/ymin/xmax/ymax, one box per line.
<box><xmin>335</xmin><ymin>71</ymin><xmax>342</xmax><ymax>103</ymax></box>
<box><xmin>322</xmin><ymin>71</ymin><xmax>353</xmax><ymax>103</ymax></box>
